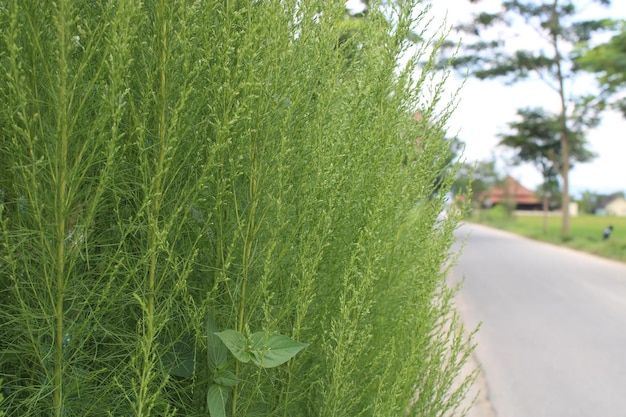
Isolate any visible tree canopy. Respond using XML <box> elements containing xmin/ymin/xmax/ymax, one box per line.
<box><xmin>499</xmin><ymin>107</ymin><xmax>596</xmax><ymax>177</ymax></box>
<box><xmin>441</xmin><ymin>0</ymin><xmax>612</xmax><ymax>236</ymax></box>
<box><xmin>576</xmin><ymin>21</ymin><xmax>626</xmax><ymax>114</ymax></box>
<box><xmin>498</xmin><ymin>107</ymin><xmax>596</xmax><ymax>214</ymax></box>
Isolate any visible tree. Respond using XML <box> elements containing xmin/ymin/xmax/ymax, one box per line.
<box><xmin>577</xmin><ymin>190</ymin><xmax>616</xmax><ymax>214</ymax></box>
<box><xmin>443</xmin><ymin>0</ymin><xmax>612</xmax><ymax>237</ymax></box>
<box><xmin>499</xmin><ymin>107</ymin><xmax>596</xmax><ymax>232</ymax></box>
<box><xmin>576</xmin><ymin>22</ymin><xmax>626</xmax><ymax>114</ymax></box>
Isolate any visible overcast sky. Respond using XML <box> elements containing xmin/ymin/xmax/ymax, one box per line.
<box><xmin>426</xmin><ymin>0</ymin><xmax>626</xmax><ymax>196</ymax></box>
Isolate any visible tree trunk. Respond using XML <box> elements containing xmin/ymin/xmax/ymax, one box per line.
<box><xmin>543</xmin><ymin>191</ymin><xmax>549</xmax><ymax>235</ymax></box>
<box><xmin>551</xmin><ymin>0</ymin><xmax>571</xmax><ymax>238</ymax></box>
<box><xmin>560</xmin><ymin>127</ymin><xmax>570</xmax><ymax>237</ymax></box>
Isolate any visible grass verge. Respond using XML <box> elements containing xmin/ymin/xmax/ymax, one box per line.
<box><xmin>472</xmin><ymin>210</ymin><xmax>626</xmax><ymax>263</ymax></box>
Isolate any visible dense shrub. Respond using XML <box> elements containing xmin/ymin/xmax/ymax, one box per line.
<box><xmin>0</xmin><ymin>1</ymin><xmax>473</xmax><ymax>416</ymax></box>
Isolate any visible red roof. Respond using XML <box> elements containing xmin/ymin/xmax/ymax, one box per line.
<box><xmin>482</xmin><ymin>176</ymin><xmax>541</xmax><ymax>205</ymax></box>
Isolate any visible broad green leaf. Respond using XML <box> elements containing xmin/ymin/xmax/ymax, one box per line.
<box><xmin>213</xmin><ymin>369</ymin><xmax>240</xmax><ymax>387</ymax></box>
<box><xmin>161</xmin><ymin>333</ymin><xmax>196</xmax><ymax>378</ymax></box>
<box><xmin>250</xmin><ymin>331</ymin><xmax>308</xmax><ymax>368</ymax></box>
<box><xmin>207</xmin><ymin>384</ymin><xmax>230</xmax><ymax>417</ymax></box>
<box><xmin>206</xmin><ymin>312</ymin><xmax>228</xmax><ymax>369</ymax></box>
<box><xmin>214</xmin><ymin>330</ymin><xmax>250</xmax><ymax>363</ymax></box>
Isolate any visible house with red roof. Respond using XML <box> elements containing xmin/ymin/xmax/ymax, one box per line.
<box><xmin>481</xmin><ymin>176</ymin><xmax>543</xmax><ymax>211</ymax></box>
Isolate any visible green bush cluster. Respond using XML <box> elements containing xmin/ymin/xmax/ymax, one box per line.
<box><xmin>476</xmin><ymin>214</ymin><xmax>626</xmax><ymax>262</ymax></box>
<box><xmin>0</xmin><ymin>1</ymin><xmax>473</xmax><ymax>416</ymax></box>
<box><xmin>481</xmin><ymin>205</ymin><xmax>512</xmax><ymax>223</ymax></box>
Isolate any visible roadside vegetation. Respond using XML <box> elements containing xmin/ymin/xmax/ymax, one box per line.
<box><xmin>472</xmin><ymin>208</ymin><xmax>626</xmax><ymax>262</ymax></box>
<box><xmin>0</xmin><ymin>1</ymin><xmax>473</xmax><ymax>416</ymax></box>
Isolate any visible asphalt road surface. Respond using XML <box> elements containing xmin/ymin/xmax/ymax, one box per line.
<box><xmin>450</xmin><ymin>223</ymin><xmax>626</xmax><ymax>417</ymax></box>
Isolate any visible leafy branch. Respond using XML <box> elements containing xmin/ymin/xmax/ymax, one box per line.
<box><xmin>161</xmin><ymin>313</ymin><xmax>307</xmax><ymax>417</ymax></box>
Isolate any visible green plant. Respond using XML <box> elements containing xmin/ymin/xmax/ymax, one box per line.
<box><xmin>0</xmin><ymin>379</ymin><xmax>4</xmax><ymax>417</ymax></box>
<box><xmin>0</xmin><ymin>1</ymin><xmax>474</xmax><ymax>416</ymax></box>
<box><xmin>210</xmin><ymin>330</ymin><xmax>306</xmax><ymax>417</ymax></box>
<box><xmin>483</xmin><ymin>205</ymin><xmax>510</xmax><ymax>222</ymax></box>
<box><xmin>159</xmin><ymin>313</ymin><xmax>307</xmax><ymax>417</ymax></box>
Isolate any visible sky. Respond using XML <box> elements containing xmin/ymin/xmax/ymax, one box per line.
<box><xmin>424</xmin><ymin>0</ymin><xmax>626</xmax><ymax>197</ymax></box>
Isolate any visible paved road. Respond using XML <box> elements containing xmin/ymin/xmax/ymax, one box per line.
<box><xmin>450</xmin><ymin>223</ymin><xmax>626</xmax><ymax>417</ymax></box>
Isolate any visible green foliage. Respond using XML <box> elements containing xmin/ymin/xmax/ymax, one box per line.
<box><xmin>161</xmin><ymin>333</ymin><xmax>196</xmax><ymax>378</ymax></box>
<box><xmin>577</xmin><ymin>190</ymin><xmax>622</xmax><ymax>214</ymax></box>
<box><xmin>213</xmin><ymin>329</ymin><xmax>306</xmax><ymax>369</ymax></box>
<box><xmin>452</xmin><ymin>157</ymin><xmax>501</xmax><ymax>208</ymax></box>
<box><xmin>0</xmin><ymin>379</ymin><xmax>4</xmax><ymax>417</ymax></box>
<box><xmin>474</xmin><ymin>214</ymin><xmax>626</xmax><ymax>262</ymax></box>
<box><xmin>0</xmin><ymin>1</ymin><xmax>473</xmax><ymax>416</ymax></box>
<box><xmin>576</xmin><ymin>21</ymin><xmax>626</xmax><ymax>115</ymax></box>
<box><xmin>207</xmin><ymin>385</ymin><xmax>230</xmax><ymax>417</ymax></box>
<box><xmin>208</xmin><ymin>326</ymin><xmax>306</xmax><ymax>416</ymax></box>
<box><xmin>448</xmin><ymin>0</ymin><xmax>612</xmax><ymax>83</ymax></box>
<box><xmin>577</xmin><ymin>22</ymin><xmax>626</xmax><ymax>89</ymax></box>
<box><xmin>498</xmin><ymin>107</ymin><xmax>596</xmax><ymax>186</ymax></box>
<box><xmin>483</xmin><ymin>205</ymin><xmax>512</xmax><ymax>223</ymax></box>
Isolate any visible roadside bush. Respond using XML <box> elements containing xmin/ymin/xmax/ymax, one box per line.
<box><xmin>482</xmin><ymin>205</ymin><xmax>511</xmax><ymax>223</ymax></box>
<box><xmin>0</xmin><ymin>1</ymin><xmax>473</xmax><ymax>416</ymax></box>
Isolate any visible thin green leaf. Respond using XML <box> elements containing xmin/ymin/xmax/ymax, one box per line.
<box><xmin>214</xmin><ymin>330</ymin><xmax>250</xmax><ymax>363</ymax></box>
<box><xmin>161</xmin><ymin>333</ymin><xmax>196</xmax><ymax>378</ymax></box>
<box><xmin>250</xmin><ymin>332</ymin><xmax>309</xmax><ymax>368</ymax></box>
<box><xmin>213</xmin><ymin>370</ymin><xmax>240</xmax><ymax>387</ymax></box>
<box><xmin>207</xmin><ymin>384</ymin><xmax>230</xmax><ymax>417</ymax></box>
<box><xmin>206</xmin><ymin>312</ymin><xmax>228</xmax><ymax>370</ymax></box>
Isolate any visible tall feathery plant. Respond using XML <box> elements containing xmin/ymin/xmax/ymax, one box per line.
<box><xmin>0</xmin><ymin>0</ymin><xmax>475</xmax><ymax>416</ymax></box>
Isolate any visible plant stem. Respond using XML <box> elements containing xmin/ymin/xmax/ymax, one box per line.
<box><xmin>232</xmin><ymin>101</ymin><xmax>260</xmax><ymax>416</ymax></box>
<box><xmin>53</xmin><ymin>1</ymin><xmax>70</xmax><ymax>414</ymax></box>
<box><xmin>137</xmin><ymin>3</ymin><xmax>168</xmax><ymax>415</ymax></box>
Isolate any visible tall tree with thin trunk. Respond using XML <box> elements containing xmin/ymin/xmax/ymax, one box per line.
<box><xmin>498</xmin><ymin>107</ymin><xmax>596</xmax><ymax>232</ymax></box>
<box><xmin>443</xmin><ymin>0</ymin><xmax>612</xmax><ymax>237</ymax></box>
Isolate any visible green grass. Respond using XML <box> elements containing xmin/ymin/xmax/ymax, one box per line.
<box><xmin>474</xmin><ymin>211</ymin><xmax>626</xmax><ymax>262</ymax></box>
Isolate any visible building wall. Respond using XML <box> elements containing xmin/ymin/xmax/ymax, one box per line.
<box><xmin>606</xmin><ymin>198</ymin><xmax>626</xmax><ymax>216</ymax></box>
